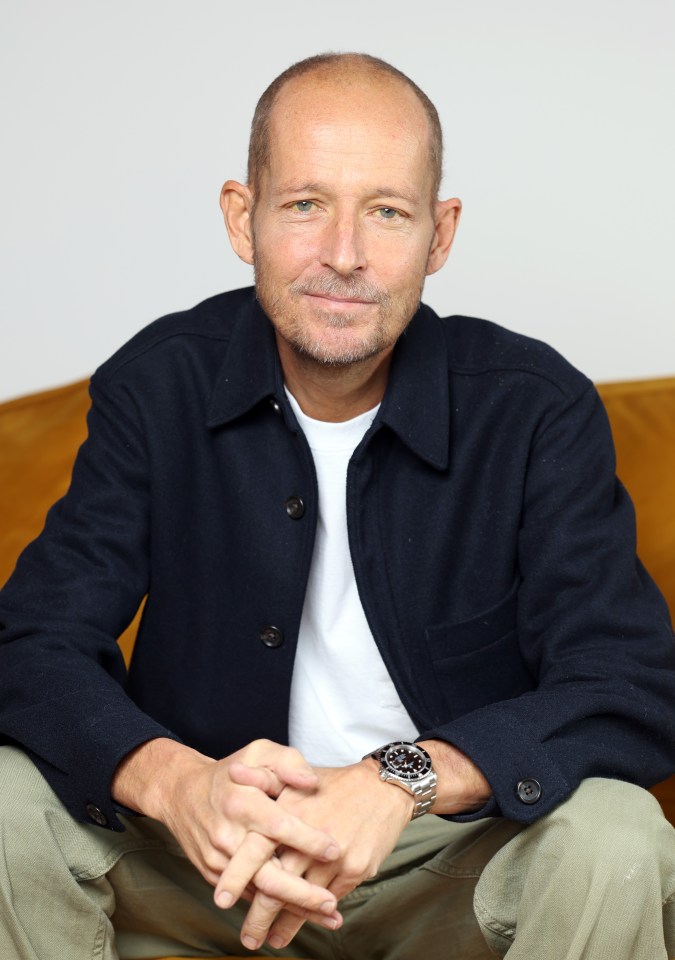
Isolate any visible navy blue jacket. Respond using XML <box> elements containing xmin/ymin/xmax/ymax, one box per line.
<box><xmin>1</xmin><ymin>287</ymin><xmax>674</xmax><ymax>830</ymax></box>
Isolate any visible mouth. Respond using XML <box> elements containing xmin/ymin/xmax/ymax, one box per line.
<box><xmin>304</xmin><ymin>293</ymin><xmax>376</xmax><ymax>307</ymax></box>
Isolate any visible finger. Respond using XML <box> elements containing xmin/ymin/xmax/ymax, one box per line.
<box><xmin>239</xmin><ymin>883</ymin><xmax>340</xmax><ymax>953</ymax></box>
<box><xmin>254</xmin><ymin>856</ymin><xmax>338</xmax><ymax>916</ymax></box>
<box><xmin>283</xmin><ymin>852</ymin><xmax>337</xmax><ymax>897</ymax></box>
<box><xmin>267</xmin><ymin>909</ymin><xmax>308</xmax><ymax>951</ymax></box>
<box><xmin>217</xmin><ymin>844</ymin><xmax>338</xmax><ymax>919</ymax></box>
<box><xmin>239</xmin><ymin>852</ymin><xmax>341</xmax><ymax>950</ymax></box>
<box><xmin>239</xmin><ymin>881</ymin><xmax>342</xmax><ymax>928</ymax></box>
<box><xmin>228</xmin><ymin>761</ymin><xmax>285</xmax><ymax>798</ymax></box>
<box><xmin>267</xmin><ymin>904</ymin><xmax>343</xmax><ymax>951</ymax></box>
<box><xmin>214</xmin><ymin>831</ymin><xmax>276</xmax><ymax>907</ymax></box>
<box><xmin>249</xmin><ymin>741</ymin><xmax>319</xmax><ymax>790</ymax></box>
<box><xmin>231</xmin><ymin>792</ymin><xmax>340</xmax><ymax>863</ymax></box>
<box><xmin>239</xmin><ymin>888</ymin><xmax>289</xmax><ymax>954</ymax></box>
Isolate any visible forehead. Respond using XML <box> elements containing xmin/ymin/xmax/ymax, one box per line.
<box><xmin>264</xmin><ymin>72</ymin><xmax>433</xmax><ymax>196</ymax></box>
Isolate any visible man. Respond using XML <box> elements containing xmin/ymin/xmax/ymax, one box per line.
<box><xmin>1</xmin><ymin>52</ymin><xmax>675</xmax><ymax>960</ymax></box>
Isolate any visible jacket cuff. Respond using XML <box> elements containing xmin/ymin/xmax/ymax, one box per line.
<box><xmin>419</xmin><ymin>707</ymin><xmax>571</xmax><ymax>823</ymax></box>
<box><xmin>29</xmin><ymin>723</ymin><xmax>183</xmax><ymax>832</ymax></box>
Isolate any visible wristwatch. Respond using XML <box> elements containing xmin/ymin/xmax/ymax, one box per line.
<box><xmin>365</xmin><ymin>741</ymin><xmax>437</xmax><ymax>819</ymax></box>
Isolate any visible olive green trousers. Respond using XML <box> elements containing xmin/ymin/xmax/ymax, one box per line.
<box><xmin>1</xmin><ymin>746</ymin><xmax>674</xmax><ymax>959</ymax></box>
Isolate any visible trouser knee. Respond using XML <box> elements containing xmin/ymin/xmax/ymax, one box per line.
<box><xmin>537</xmin><ymin>777</ymin><xmax>674</xmax><ymax>883</ymax></box>
<box><xmin>0</xmin><ymin>747</ymin><xmax>122</xmax><ymax>958</ymax></box>
<box><xmin>0</xmin><ymin>745</ymin><xmax>56</xmax><ymax>832</ymax></box>
<box><xmin>474</xmin><ymin>779</ymin><xmax>675</xmax><ymax>959</ymax></box>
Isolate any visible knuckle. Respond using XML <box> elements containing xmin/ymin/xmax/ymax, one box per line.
<box><xmin>341</xmin><ymin>862</ymin><xmax>366</xmax><ymax>887</ymax></box>
<box><xmin>203</xmin><ymin>850</ymin><xmax>226</xmax><ymax>874</ymax></box>
<box><xmin>249</xmin><ymin>832</ymin><xmax>275</xmax><ymax>858</ymax></box>
<box><xmin>212</xmin><ymin>825</ymin><xmax>235</xmax><ymax>850</ymax></box>
<box><xmin>272</xmin><ymin>919</ymin><xmax>302</xmax><ymax>943</ymax></box>
<box><xmin>257</xmin><ymin>892</ymin><xmax>284</xmax><ymax>912</ymax></box>
<box><xmin>248</xmin><ymin>737</ymin><xmax>272</xmax><ymax>758</ymax></box>
<box><xmin>332</xmin><ymin>878</ymin><xmax>355</xmax><ymax>899</ymax></box>
<box><xmin>294</xmin><ymin>890</ymin><xmax>318</xmax><ymax>911</ymax></box>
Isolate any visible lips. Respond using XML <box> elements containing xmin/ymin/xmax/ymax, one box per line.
<box><xmin>306</xmin><ymin>292</ymin><xmax>375</xmax><ymax>306</ymax></box>
<box><xmin>291</xmin><ymin>275</ymin><xmax>385</xmax><ymax>306</ymax></box>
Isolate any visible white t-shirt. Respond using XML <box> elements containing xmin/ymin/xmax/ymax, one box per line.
<box><xmin>286</xmin><ymin>390</ymin><xmax>418</xmax><ymax>767</ymax></box>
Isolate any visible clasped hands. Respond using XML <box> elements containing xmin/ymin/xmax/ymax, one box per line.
<box><xmin>218</xmin><ymin>749</ymin><xmax>414</xmax><ymax>951</ymax></box>
<box><xmin>145</xmin><ymin>738</ymin><xmax>413</xmax><ymax>953</ymax></box>
<box><xmin>114</xmin><ymin>735</ymin><xmax>490</xmax><ymax>952</ymax></box>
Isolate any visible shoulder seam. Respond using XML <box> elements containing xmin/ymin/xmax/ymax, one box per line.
<box><xmin>94</xmin><ymin>329</ymin><xmax>232</xmax><ymax>385</ymax></box>
<box><xmin>447</xmin><ymin>362</ymin><xmax>591</xmax><ymax>400</ymax></box>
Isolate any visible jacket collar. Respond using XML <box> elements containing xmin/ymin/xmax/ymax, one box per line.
<box><xmin>207</xmin><ymin>291</ymin><xmax>450</xmax><ymax>471</ymax></box>
<box><xmin>378</xmin><ymin>303</ymin><xmax>450</xmax><ymax>470</ymax></box>
<box><xmin>207</xmin><ymin>294</ymin><xmax>283</xmax><ymax>428</ymax></box>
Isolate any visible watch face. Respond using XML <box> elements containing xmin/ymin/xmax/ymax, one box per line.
<box><xmin>383</xmin><ymin>743</ymin><xmax>432</xmax><ymax>781</ymax></box>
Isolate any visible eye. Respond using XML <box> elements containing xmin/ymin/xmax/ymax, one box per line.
<box><xmin>292</xmin><ymin>200</ymin><xmax>315</xmax><ymax>213</ymax></box>
<box><xmin>376</xmin><ymin>207</ymin><xmax>401</xmax><ymax>220</ymax></box>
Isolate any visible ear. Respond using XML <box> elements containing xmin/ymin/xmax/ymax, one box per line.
<box><xmin>426</xmin><ymin>197</ymin><xmax>462</xmax><ymax>276</ymax></box>
<box><xmin>220</xmin><ymin>180</ymin><xmax>255</xmax><ymax>265</ymax></box>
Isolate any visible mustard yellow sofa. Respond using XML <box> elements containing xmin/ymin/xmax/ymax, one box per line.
<box><xmin>1</xmin><ymin>375</ymin><xmax>674</xmax><ymax>960</ymax></box>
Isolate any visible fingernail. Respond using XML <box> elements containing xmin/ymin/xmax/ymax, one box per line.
<box><xmin>268</xmin><ymin>935</ymin><xmax>285</xmax><ymax>948</ymax></box>
<box><xmin>322</xmin><ymin>842</ymin><xmax>340</xmax><ymax>860</ymax></box>
<box><xmin>217</xmin><ymin>891</ymin><xmax>234</xmax><ymax>908</ymax></box>
<box><xmin>322</xmin><ymin>915</ymin><xmax>340</xmax><ymax>930</ymax></box>
<box><xmin>242</xmin><ymin>935</ymin><xmax>260</xmax><ymax>950</ymax></box>
<box><xmin>320</xmin><ymin>899</ymin><xmax>337</xmax><ymax>915</ymax></box>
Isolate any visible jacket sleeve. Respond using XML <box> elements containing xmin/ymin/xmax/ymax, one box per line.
<box><xmin>0</xmin><ymin>377</ymin><xmax>180</xmax><ymax>831</ymax></box>
<box><xmin>419</xmin><ymin>383</ymin><xmax>675</xmax><ymax>823</ymax></box>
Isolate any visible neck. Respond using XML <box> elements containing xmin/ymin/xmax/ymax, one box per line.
<box><xmin>276</xmin><ymin>336</ymin><xmax>392</xmax><ymax>422</ymax></box>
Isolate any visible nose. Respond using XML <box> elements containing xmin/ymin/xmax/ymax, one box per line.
<box><xmin>320</xmin><ymin>209</ymin><xmax>366</xmax><ymax>276</ymax></box>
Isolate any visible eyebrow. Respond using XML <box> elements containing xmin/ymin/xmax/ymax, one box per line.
<box><xmin>274</xmin><ymin>182</ymin><xmax>422</xmax><ymax>206</ymax></box>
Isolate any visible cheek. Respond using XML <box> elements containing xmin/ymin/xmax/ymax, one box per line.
<box><xmin>258</xmin><ymin>229</ymin><xmax>318</xmax><ymax>281</ymax></box>
<box><xmin>375</xmin><ymin>243</ymin><xmax>430</xmax><ymax>289</ymax></box>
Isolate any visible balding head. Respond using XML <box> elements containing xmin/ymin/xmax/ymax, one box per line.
<box><xmin>220</xmin><ymin>53</ymin><xmax>461</xmax><ymax>382</ymax></box>
<box><xmin>247</xmin><ymin>53</ymin><xmax>443</xmax><ymax>200</ymax></box>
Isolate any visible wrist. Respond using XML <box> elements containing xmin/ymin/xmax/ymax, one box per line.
<box><xmin>417</xmin><ymin>739</ymin><xmax>491</xmax><ymax>815</ymax></box>
<box><xmin>358</xmin><ymin>757</ymin><xmax>416</xmax><ymax>821</ymax></box>
<box><xmin>111</xmin><ymin>738</ymin><xmax>213</xmax><ymax>821</ymax></box>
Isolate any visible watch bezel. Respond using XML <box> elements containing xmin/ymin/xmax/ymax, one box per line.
<box><xmin>379</xmin><ymin>741</ymin><xmax>434</xmax><ymax>782</ymax></box>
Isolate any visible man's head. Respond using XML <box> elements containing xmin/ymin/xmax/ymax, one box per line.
<box><xmin>221</xmin><ymin>53</ymin><xmax>460</xmax><ymax>373</ymax></box>
<box><xmin>247</xmin><ymin>53</ymin><xmax>444</xmax><ymax>202</ymax></box>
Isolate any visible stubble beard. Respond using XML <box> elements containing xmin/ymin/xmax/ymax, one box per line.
<box><xmin>254</xmin><ymin>262</ymin><xmax>425</xmax><ymax>368</ymax></box>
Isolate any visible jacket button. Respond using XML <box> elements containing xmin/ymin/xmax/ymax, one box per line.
<box><xmin>260</xmin><ymin>625</ymin><xmax>284</xmax><ymax>648</ymax></box>
<box><xmin>516</xmin><ymin>779</ymin><xmax>542</xmax><ymax>804</ymax></box>
<box><xmin>86</xmin><ymin>803</ymin><xmax>108</xmax><ymax>826</ymax></box>
<box><xmin>269</xmin><ymin>398</ymin><xmax>281</xmax><ymax>414</ymax></box>
<box><xmin>285</xmin><ymin>496</ymin><xmax>305</xmax><ymax>519</ymax></box>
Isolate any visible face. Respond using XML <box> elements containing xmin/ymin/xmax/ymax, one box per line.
<box><xmin>223</xmin><ymin>72</ymin><xmax>460</xmax><ymax>369</ymax></box>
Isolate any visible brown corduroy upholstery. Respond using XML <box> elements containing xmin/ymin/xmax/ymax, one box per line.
<box><xmin>1</xmin><ymin>375</ymin><xmax>674</xmax><ymax>959</ymax></box>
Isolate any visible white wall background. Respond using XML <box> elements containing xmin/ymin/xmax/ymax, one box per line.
<box><xmin>2</xmin><ymin>0</ymin><xmax>674</xmax><ymax>402</ymax></box>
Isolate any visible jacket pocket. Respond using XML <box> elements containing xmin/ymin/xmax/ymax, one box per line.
<box><xmin>424</xmin><ymin>579</ymin><xmax>535</xmax><ymax>719</ymax></box>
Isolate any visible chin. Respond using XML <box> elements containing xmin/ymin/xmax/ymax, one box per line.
<box><xmin>287</xmin><ymin>331</ymin><xmax>391</xmax><ymax>367</ymax></box>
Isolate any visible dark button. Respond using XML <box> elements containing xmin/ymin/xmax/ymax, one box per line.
<box><xmin>285</xmin><ymin>496</ymin><xmax>305</xmax><ymax>520</ymax></box>
<box><xmin>269</xmin><ymin>398</ymin><xmax>281</xmax><ymax>414</ymax></box>
<box><xmin>260</xmin><ymin>625</ymin><xmax>284</xmax><ymax>648</ymax></box>
<box><xmin>85</xmin><ymin>803</ymin><xmax>108</xmax><ymax>826</ymax></box>
<box><xmin>516</xmin><ymin>779</ymin><xmax>542</xmax><ymax>804</ymax></box>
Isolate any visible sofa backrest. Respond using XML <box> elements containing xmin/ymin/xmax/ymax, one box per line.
<box><xmin>597</xmin><ymin>378</ymin><xmax>675</xmax><ymax>614</ymax></box>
